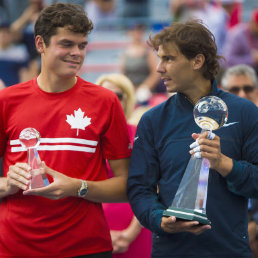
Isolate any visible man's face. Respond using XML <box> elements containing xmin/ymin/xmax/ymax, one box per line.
<box><xmin>226</xmin><ymin>74</ymin><xmax>257</xmax><ymax>104</ymax></box>
<box><xmin>39</xmin><ymin>27</ymin><xmax>88</xmax><ymax>79</ymax></box>
<box><xmin>156</xmin><ymin>44</ymin><xmax>195</xmax><ymax>94</ymax></box>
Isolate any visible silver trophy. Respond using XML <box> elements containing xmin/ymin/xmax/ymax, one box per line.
<box><xmin>163</xmin><ymin>96</ymin><xmax>228</xmax><ymax>224</ymax></box>
<box><xmin>19</xmin><ymin>128</ymin><xmax>49</xmax><ymax>189</ymax></box>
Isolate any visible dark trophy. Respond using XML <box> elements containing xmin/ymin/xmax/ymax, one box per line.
<box><xmin>163</xmin><ymin>96</ymin><xmax>228</xmax><ymax>224</ymax></box>
<box><xmin>19</xmin><ymin>128</ymin><xmax>49</xmax><ymax>189</ymax></box>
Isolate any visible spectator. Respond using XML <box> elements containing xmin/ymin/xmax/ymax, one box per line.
<box><xmin>127</xmin><ymin>20</ymin><xmax>258</xmax><ymax>257</ymax></box>
<box><xmin>222</xmin><ymin>8</ymin><xmax>258</xmax><ymax>73</ymax></box>
<box><xmin>221</xmin><ymin>64</ymin><xmax>258</xmax><ymax>105</ymax></box>
<box><xmin>220</xmin><ymin>0</ymin><xmax>243</xmax><ymax>29</ymax></box>
<box><xmin>120</xmin><ymin>23</ymin><xmax>160</xmax><ymax>104</ymax></box>
<box><xmin>221</xmin><ymin>64</ymin><xmax>258</xmax><ymax>257</ymax></box>
<box><xmin>0</xmin><ymin>3</ymin><xmax>131</xmax><ymax>257</ymax></box>
<box><xmin>96</xmin><ymin>73</ymin><xmax>152</xmax><ymax>258</ymax></box>
<box><xmin>122</xmin><ymin>0</ymin><xmax>149</xmax><ymax>19</ymax></box>
<box><xmin>10</xmin><ymin>0</ymin><xmax>45</xmax><ymax>81</ymax></box>
<box><xmin>0</xmin><ymin>22</ymin><xmax>29</xmax><ymax>86</ymax></box>
<box><xmin>169</xmin><ymin>0</ymin><xmax>228</xmax><ymax>54</ymax></box>
<box><xmin>84</xmin><ymin>0</ymin><xmax>117</xmax><ymax>28</ymax></box>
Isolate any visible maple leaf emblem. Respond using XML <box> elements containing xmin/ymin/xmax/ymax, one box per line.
<box><xmin>66</xmin><ymin>108</ymin><xmax>91</xmax><ymax>136</ymax></box>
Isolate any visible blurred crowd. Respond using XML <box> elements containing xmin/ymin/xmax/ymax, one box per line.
<box><xmin>0</xmin><ymin>0</ymin><xmax>257</xmax><ymax>257</ymax></box>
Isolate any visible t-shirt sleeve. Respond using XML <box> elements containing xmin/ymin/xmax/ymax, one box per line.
<box><xmin>102</xmin><ymin>96</ymin><xmax>131</xmax><ymax>160</ymax></box>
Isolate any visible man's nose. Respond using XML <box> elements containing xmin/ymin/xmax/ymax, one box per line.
<box><xmin>238</xmin><ymin>88</ymin><xmax>247</xmax><ymax>98</ymax></box>
<box><xmin>70</xmin><ymin>45</ymin><xmax>81</xmax><ymax>56</ymax></box>
<box><xmin>156</xmin><ymin>61</ymin><xmax>165</xmax><ymax>73</ymax></box>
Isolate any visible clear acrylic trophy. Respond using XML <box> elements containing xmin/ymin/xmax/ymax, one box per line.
<box><xmin>163</xmin><ymin>96</ymin><xmax>228</xmax><ymax>224</ymax></box>
<box><xmin>19</xmin><ymin>128</ymin><xmax>50</xmax><ymax>189</ymax></box>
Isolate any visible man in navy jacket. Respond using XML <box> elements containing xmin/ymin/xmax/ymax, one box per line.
<box><xmin>127</xmin><ymin>20</ymin><xmax>258</xmax><ymax>257</ymax></box>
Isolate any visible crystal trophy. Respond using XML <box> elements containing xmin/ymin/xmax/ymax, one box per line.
<box><xmin>163</xmin><ymin>96</ymin><xmax>228</xmax><ymax>224</ymax></box>
<box><xmin>19</xmin><ymin>128</ymin><xmax>49</xmax><ymax>189</ymax></box>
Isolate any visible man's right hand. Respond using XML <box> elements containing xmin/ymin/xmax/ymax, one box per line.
<box><xmin>6</xmin><ymin>163</ymin><xmax>31</xmax><ymax>195</ymax></box>
<box><xmin>161</xmin><ymin>216</ymin><xmax>211</xmax><ymax>235</ymax></box>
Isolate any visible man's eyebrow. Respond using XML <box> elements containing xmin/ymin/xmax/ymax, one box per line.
<box><xmin>59</xmin><ymin>39</ymin><xmax>88</xmax><ymax>45</ymax></box>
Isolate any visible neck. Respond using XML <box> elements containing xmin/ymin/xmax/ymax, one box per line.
<box><xmin>37</xmin><ymin>73</ymin><xmax>77</xmax><ymax>93</ymax></box>
<box><xmin>184</xmin><ymin>78</ymin><xmax>212</xmax><ymax>105</ymax></box>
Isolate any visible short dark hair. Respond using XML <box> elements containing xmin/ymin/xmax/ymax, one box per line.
<box><xmin>34</xmin><ymin>3</ymin><xmax>93</xmax><ymax>46</ymax></box>
<box><xmin>149</xmin><ymin>20</ymin><xmax>222</xmax><ymax>80</ymax></box>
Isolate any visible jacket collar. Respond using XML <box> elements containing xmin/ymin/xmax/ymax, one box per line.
<box><xmin>175</xmin><ymin>79</ymin><xmax>220</xmax><ymax>107</ymax></box>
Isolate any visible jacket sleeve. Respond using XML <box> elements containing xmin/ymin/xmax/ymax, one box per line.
<box><xmin>127</xmin><ymin>114</ymin><xmax>167</xmax><ymax>235</ymax></box>
<box><xmin>225</xmin><ymin>103</ymin><xmax>258</xmax><ymax>198</ymax></box>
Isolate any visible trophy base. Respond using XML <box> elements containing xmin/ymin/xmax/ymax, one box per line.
<box><xmin>163</xmin><ymin>207</ymin><xmax>211</xmax><ymax>225</ymax></box>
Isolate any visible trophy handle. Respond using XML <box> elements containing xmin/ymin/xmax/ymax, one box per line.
<box><xmin>28</xmin><ymin>147</ymin><xmax>49</xmax><ymax>189</ymax></box>
<box><xmin>195</xmin><ymin>157</ymin><xmax>210</xmax><ymax>213</ymax></box>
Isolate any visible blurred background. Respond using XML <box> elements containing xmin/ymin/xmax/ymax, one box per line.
<box><xmin>0</xmin><ymin>0</ymin><xmax>256</xmax><ymax>85</ymax></box>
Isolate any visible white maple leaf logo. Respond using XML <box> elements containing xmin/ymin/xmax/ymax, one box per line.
<box><xmin>66</xmin><ymin>108</ymin><xmax>91</xmax><ymax>136</ymax></box>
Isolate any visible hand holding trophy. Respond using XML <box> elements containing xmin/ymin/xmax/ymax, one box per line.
<box><xmin>163</xmin><ymin>96</ymin><xmax>228</xmax><ymax>224</ymax></box>
<box><xmin>19</xmin><ymin>128</ymin><xmax>49</xmax><ymax>189</ymax></box>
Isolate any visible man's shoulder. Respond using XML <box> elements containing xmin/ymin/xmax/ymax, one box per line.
<box><xmin>221</xmin><ymin>90</ymin><xmax>257</xmax><ymax>110</ymax></box>
<box><xmin>139</xmin><ymin>96</ymin><xmax>175</xmax><ymax>127</ymax></box>
<box><xmin>77</xmin><ymin>76</ymin><xmax>117</xmax><ymax>99</ymax></box>
<box><xmin>219</xmin><ymin>91</ymin><xmax>258</xmax><ymax>126</ymax></box>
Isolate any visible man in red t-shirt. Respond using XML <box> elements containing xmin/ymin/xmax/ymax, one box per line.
<box><xmin>0</xmin><ymin>3</ymin><xmax>131</xmax><ymax>258</ymax></box>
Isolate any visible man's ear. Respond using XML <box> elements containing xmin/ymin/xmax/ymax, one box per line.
<box><xmin>35</xmin><ymin>35</ymin><xmax>45</xmax><ymax>54</ymax></box>
<box><xmin>192</xmin><ymin>54</ymin><xmax>205</xmax><ymax>70</ymax></box>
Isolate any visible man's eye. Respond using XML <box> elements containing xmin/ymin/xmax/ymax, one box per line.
<box><xmin>163</xmin><ymin>57</ymin><xmax>172</xmax><ymax>62</ymax></box>
<box><xmin>61</xmin><ymin>42</ymin><xmax>72</xmax><ymax>47</ymax></box>
<box><xmin>79</xmin><ymin>44</ymin><xmax>86</xmax><ymax>50</ymax></box>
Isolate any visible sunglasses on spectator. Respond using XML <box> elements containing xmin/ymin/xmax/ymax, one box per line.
<box><xmin>115</xmin><ymin>92</ymin><xmax>124</xmax><ymax>101</ymax></box>
<box><xmin>228</xmin><ymin>85</ymin><xmax>255</xmax><ymax>94</ymax></box>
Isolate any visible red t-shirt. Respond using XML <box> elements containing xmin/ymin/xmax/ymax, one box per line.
<box><xmin>0</xmin><ymin>77</ymin><xmax>131</xmax><ymax>257</ymax></box>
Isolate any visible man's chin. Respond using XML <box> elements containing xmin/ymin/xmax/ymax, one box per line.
<box><xmin>166</xmin><ymin>86</ymin><xmax>177</xmax><ymax>94</ymax></box>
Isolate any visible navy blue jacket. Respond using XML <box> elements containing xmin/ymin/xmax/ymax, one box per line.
<box><xmin>127</xmin><ymin>81</ymin><xmax>258</xmax><ymax>257</ymax></box>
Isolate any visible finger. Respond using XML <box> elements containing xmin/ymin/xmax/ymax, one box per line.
<box><xmin>189</xmin><ymin>224</ymin><xmax>211</xmax><ymax>235</ymax></box>
<box><xmin>8</xmin><ymin>166</ymin><xmax>31</xmax><ymax>185</ymax></box>
<box><xmin>23</xmin><ymin>183</ymin><xmax>53</xmax><ymax>195</ymax></box>
<box><xmin>163</xmin><ymin>216</ymin><xmax>176</xmax><ymax>226</ymax></box>
<box><xmin>23</xmin><ymin>190</ymin><xmax>57</xmax><ymax>200</ymax></box>
<box><xmin>192</xmin><ymin>151</ymin><xmax>201</xmax><ymax>159</ymax></box>
<box><xmin>191</xmin><ymin>133</ymin><xmax>200</xmax><ymax>140</ymax></box>
<box><xmin>8</xmin><ymin>170</ymin><xmax>31</xmax><ymax>184</ymax></box>
<box><xmin>190</xmin><ymin>144</ymin><xmax>219</xmax><ymax>156</ymax></box>
<box><xmin>193</xmin><ymin>145</ymin><xmax>201</xmax><ymax>153</ymax></box>
<box><xmin>12</xmin><ymin>162</ymin><xmax>31</xmax><ymax>170</ymax></box>
<box><xmin>41</xmin><ymin>162</ymin><xmax>56</xmax><ymax>177</ymax></box>
<box><xmin>189</xmin><ymin>140</ymin><xmax>199</xmax><ymax>149</ymax></box>
<box><xmin>207</xmin><ymin>132</ymin><xmax>215</xmax><ymax>140</ymax></box>
<box><xmin>199</xmin><ymin>132</ymin><xmax>219</xmax><ymax>142</ymax></box>
<box><xmin>198</xmin><ymin>151</ymin><xmax>220</xmax><ymax>161</ymax></box>
<box><xmin>9</xmin><ymin>164</ymin><xmax>31</xmax><ymax>178</ymax></box>
<box><xmin>196</xmin><ymin>138</ymin><xmax>220</xmax><ymax>148</ymax></box>
<box><xmin>8</xmin><ymin>177</ymin><xmax>28</xmax><ymax>191</ymax></box>
<box><xmin>183</xmin><ymin>220</ymin><xmax>200</xmax><ymax>228</ymax></box>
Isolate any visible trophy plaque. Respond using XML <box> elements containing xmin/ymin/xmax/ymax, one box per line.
<box><xmin>19</xmin><ymin>128</ymin><xmax>49</xmax><ymax>189</ymax></box>
<box><xmin>163</xmin><ymin>96</ymin><xmax>228</xmax><ymax>224</ymax></box>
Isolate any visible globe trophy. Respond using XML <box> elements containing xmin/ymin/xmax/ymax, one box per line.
<box><xmin>19</xmin><ymin>128</ymin><xmax>49</xmax><ymax>189</ymax></box>
<box><xmin>163</xmin><ymin>96</ymin><xmax>228</xmax><ymax>224</ymax></box>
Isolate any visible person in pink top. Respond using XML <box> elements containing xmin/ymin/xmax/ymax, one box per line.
<box><xmin>96</xmin><ymin>73</ymin><xmax>152</xmax><ymax>258</ymax></box>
